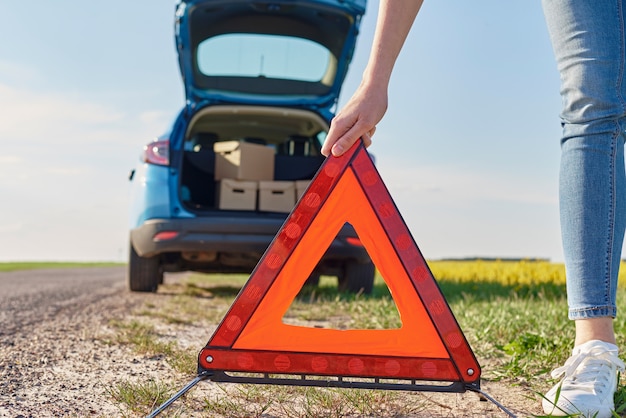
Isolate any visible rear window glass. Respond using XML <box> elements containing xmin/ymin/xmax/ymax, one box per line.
<box><xmin>197</xmin><ymin>34</ymin><xmax>332</xmax><ymax>83</ymax></box>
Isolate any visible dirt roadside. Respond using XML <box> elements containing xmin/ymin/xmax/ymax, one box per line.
<box><xmin>0</xmin><ymin>268</ymin><xmax>543</xmax><ymax>417</ymax></box>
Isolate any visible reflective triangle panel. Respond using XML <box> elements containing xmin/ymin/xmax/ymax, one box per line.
<box><xmin>198</xmin><ymin>141</ymin><xmax>481</xmax><ymax>385</ymax></box>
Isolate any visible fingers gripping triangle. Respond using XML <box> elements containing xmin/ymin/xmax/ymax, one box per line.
<box><xmin>198</xmin><ymin>140</ymin><xmax>481</xmax><ymax>389</ymax></box>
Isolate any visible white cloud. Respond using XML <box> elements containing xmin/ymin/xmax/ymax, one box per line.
<box><xmin>0</xmin><ymin>83</ymin><xmax>123</xmax><ymax>141</ymax></box>
<box><xmin>0</xmin><ymin>79</ymin><xmax>175</xmax><ymax>261</ymax></box>
<box><xmin>139</xmin><ymin>110</ymin><xmax>172</xmax><ymax>126</ymax></box>
<box><xmin>378</xmin><ymin>159</ymin><xmax>557</xmax><ymax>207</ymax></box>
<box><xmin>47</xmin><ymin>167</ymin><xmax>84</xmax><ymax>176</ymax></box>
<box><xmin>0</xmin><ymin>222</ymin><xmax>23</xmax><ymax>233</ymax></box>
<box><xmin>0</xmin><ymin>82</ymin><xmax>173</xmax><ymax>146</ymax></box>
<box><xmin>371</xmin><ymin>153</ymin><xmax>563</xmax><ymax>261</ymax></box>
<box><xmin>0</xmin><ymin>155</ymin><xmax>23</xmax><ymax>164</ymax></box>
<box><xmin>0</xmin><ymin>60</ymin><xmax>41</xmax><ymax>85</ymax></box>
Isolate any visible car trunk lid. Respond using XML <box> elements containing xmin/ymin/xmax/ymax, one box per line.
<box><xmin>175</xmin><ymin>0</ymin><xmax>367</xmax><ymax>111</ymax></box>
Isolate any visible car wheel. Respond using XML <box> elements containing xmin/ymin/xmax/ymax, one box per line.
<box><xmin>128</xmin><ymin>243</ymin><xmax>161</xmax><ymax>292</ymax></box>
<box><xmin>338</xmin><ymin>260</ymin><xmax>375</xmax><ymax>294</ymax></box>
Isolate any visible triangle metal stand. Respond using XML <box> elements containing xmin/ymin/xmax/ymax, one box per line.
<box><xmin>146</xmin><ymin>372</ymin><xmax>518</xmax><ymax>418</ymax></box>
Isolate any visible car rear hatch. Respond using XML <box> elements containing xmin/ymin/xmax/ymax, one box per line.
<box><xmin>174</xmin><ymin>0</ymin><xmax>367</xmax><ymax>111</ymax></box>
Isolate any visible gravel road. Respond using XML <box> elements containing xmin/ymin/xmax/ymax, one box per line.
<box><xmin>0</xmin><ymin>267</ymin><xmax>158</xmax><ymax>417</ymax></box>
<box><xmin>0</xmin><ymin>267</ymin><xmax>128</xmax><ymax>336</ymax></box>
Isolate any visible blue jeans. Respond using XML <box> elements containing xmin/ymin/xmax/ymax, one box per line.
<box><xmin>542</xmin><ymin>0</ymin><xmax>626</xmax><ymax>320</ymax></box>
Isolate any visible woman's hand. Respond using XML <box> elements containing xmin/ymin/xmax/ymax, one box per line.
<box><xmin>321</xmin><ymin>81</ymin><xmax>388</xmax><ymax>157</ymax></box>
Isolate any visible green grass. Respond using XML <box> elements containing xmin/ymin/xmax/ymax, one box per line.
<box><xmin>109</xmin><ymin>269</ymin><xmax>626</xmax><ymax>417</ymax></box>
<box><xmin>107</xmin><ymin>379</ymin><xmax>178</xmax><ymax>417</ymax></box>
<box><xmin>0</xmin><ymin>261</ymin><xmax>123</xmax><ymax>272</ymax></box>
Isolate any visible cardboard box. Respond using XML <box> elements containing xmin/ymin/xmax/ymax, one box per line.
<box><xmin>295</xmin><ymin>180</ymin><xmax>310</xmax><ymax>201</ymax></box>
<box><xmin>217</xmin><ymin>179</ymin><xmax>257</xmax><ymax>210</ymax></box>
<box><xmin>214</xmin><ymin>140</ymin><xmax>274</xmax><ymax>181</ymax></box>
<box><xmin>259</xmin><ymin>181</ymin><xmax>296</xmax><ymax>213</ymax></box>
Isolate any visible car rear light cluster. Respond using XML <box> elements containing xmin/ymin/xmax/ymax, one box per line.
<box><xmin>153</xmin><ymin>231</ymin><xmax>179</xmax><ymax>241</ymax></box>
<box><xmin>143</xmin><ymin>139</ymin><xmax>170</xmax><ymax>166</ymax></box>
<box><xmin>345</xmin><ymin>237</ymin><xmax>364</xmax><ymax>247</ymax></box>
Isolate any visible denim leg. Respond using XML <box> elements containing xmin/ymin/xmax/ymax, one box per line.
<box><xmin>542</xmin><ymin>0</ymin><xmax>626</xmax><ymax>319</ymax></box>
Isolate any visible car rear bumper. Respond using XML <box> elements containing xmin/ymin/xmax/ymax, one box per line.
<box><xmin>130</xmin><ymin>217</ymin><xmax>370</xmax><ymax>262</ymax></box>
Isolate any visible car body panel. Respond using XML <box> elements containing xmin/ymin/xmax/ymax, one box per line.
<box><xmin>128</xmin><ymin>163</ymin><xmax>173</xmax><ymax>226</ymax></box>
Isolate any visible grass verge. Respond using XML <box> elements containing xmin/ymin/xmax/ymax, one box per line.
<box><xmin>0</xmin><ymin>261</ymin><xmax>123</xmax><ymax>272</ymax></box>
<box><xmin>108</xmin><ymin>261</ymin><xmax>626</xmax><ymax>417</ymax></box>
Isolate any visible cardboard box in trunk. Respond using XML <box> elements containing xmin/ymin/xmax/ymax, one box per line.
<box><xmin>258</xmin><ymin>181</ymin><xmax>296</xmax><ymax>213</ymax></box>
<box><xmin>214</xmin><ymin>140</ymin><xmax>274</xmax><ymax>181</ymax></box>
<box><xmin>217</xmin><ymin>179</ymin><xmax>258</xmax><ymax>211</ymax></box>
<box><xmin>295</xmin><ymin>180</ymin><xmax>310</xmax><ymax>201</ymax></box>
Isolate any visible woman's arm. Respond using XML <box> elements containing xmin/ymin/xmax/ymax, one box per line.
<box><xmin>321</xmin><ymin>0</ymin><xmax>424</xmax><ymax>157</ymax></box>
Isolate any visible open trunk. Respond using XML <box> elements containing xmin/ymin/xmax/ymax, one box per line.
<box><xmin>179</xmin><ymin>105</ymin><xmax>328</xmax><ymax>212</ymax></box>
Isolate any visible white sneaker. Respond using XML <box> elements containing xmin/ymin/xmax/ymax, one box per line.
<box><xmin>542</xmin><ymin>340</ymin><xmax>624</xmax><ymax>417</ymax></box>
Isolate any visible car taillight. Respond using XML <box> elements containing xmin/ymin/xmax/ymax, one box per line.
<box><xmin>153</xmin><ymin>231</ymin><xmax>179</xmax><ymax>241</ymax></box>
<box><xmin>346</xmin><ymin>237</ymin><xmax>364</xmax><ymax>247</ymax></box>
<box><xmin>143</xmin><ymin>139</ymin><xmax>170</xmax><ymax>166</ymax></box>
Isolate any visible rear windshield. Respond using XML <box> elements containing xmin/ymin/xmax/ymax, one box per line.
<box><xmin>198</xmin><ymin>34</ymin><xmax>333</xmax><ymax>83</ymax></box>
<box><xmin>194</xmin><ymin>33</ymin><xmax>336</xmax><ymax>96</ymax></box>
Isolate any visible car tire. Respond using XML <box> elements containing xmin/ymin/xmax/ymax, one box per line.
<box><xmin>338</xmin><ymin>260</ymin><xmax>375</xmax><ymax>294</ymax></box>
<box><xmin>128</xmin><ymin>243</ymin><xmax>161</xmax><ymax>292</ymax></box>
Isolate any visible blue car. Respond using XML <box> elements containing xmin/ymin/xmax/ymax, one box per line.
<box><xmin>128</xmin><ymin>0</ymin><xmax>374</xmax><ymax>294</ymax></box>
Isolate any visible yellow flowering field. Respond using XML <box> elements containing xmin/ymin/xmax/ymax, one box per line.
<box><xmin>426</xmin><ymin>259</ymin><xmax>626</xmax><ymax>288</ymax></box>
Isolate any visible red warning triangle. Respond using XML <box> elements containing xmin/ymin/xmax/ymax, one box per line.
<box><xmin>198</xmin><ymin>140</ymin><xmax>480</xmax><ymax>388</ymax></box>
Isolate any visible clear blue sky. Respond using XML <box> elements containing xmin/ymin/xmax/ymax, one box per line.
<box><xmin>0</xmin><ymin>0</ymin><xmax>568</xmax><ymax>262</ymax></box>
